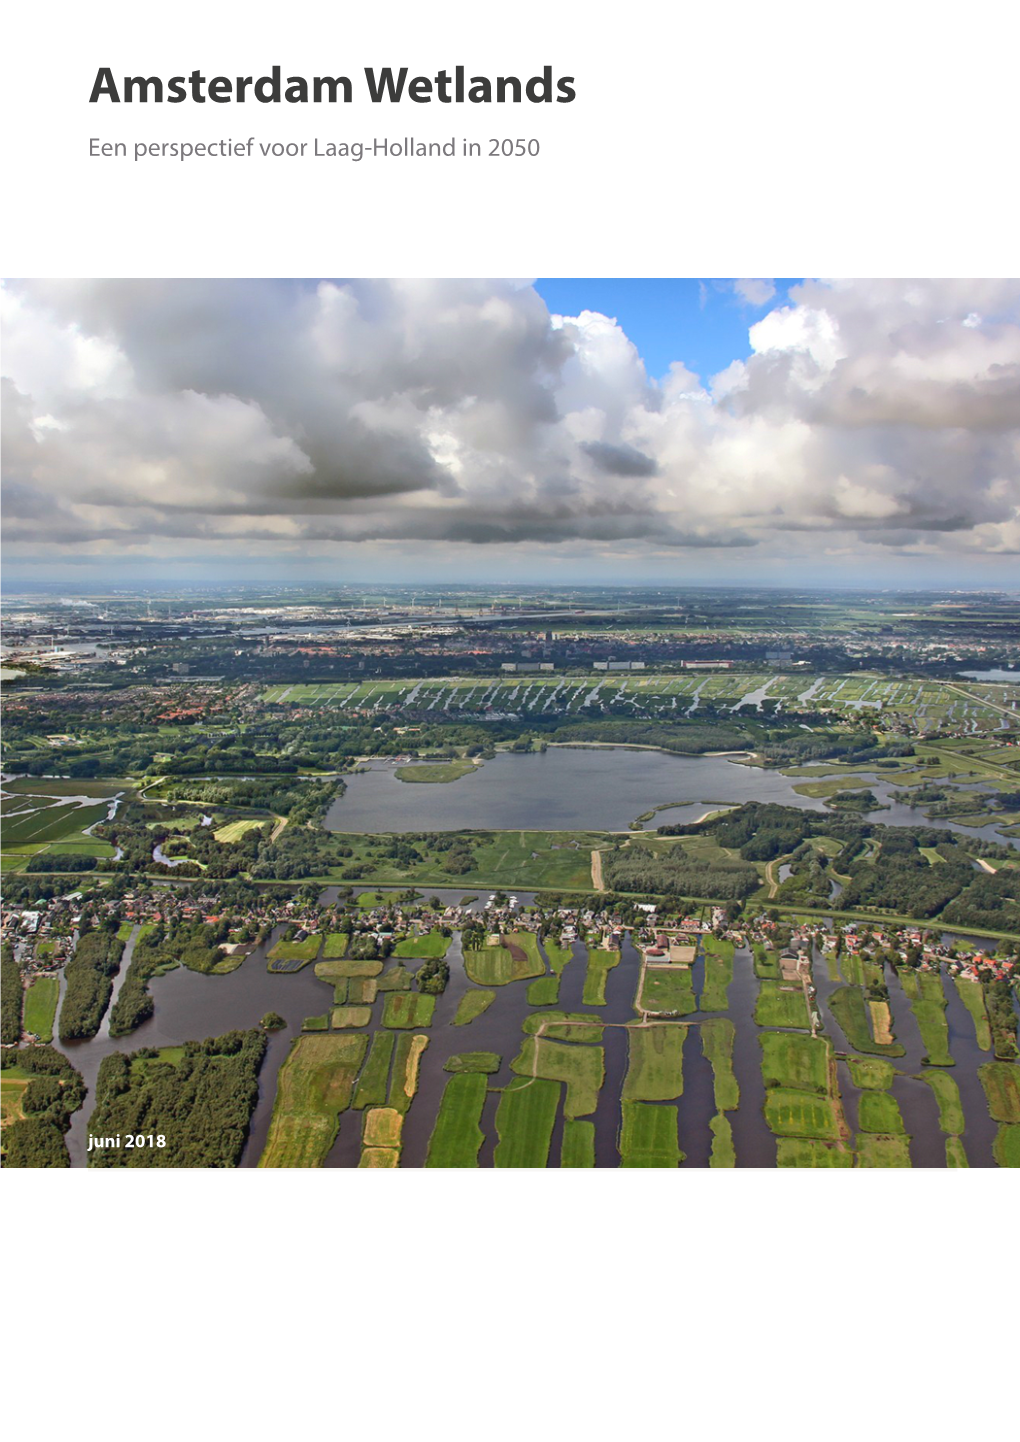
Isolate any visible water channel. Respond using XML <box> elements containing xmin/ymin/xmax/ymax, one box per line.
<box><xmin>45</xmin><ymin>746</ymin><xmax>1009</xmax><ymax>1167</ymax></box>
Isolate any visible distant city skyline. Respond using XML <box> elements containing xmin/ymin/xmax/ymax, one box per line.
<box><xmin>3</xmin><ymin>278</ymin><xmax>1019</xmax><ymax>588</ymax></box>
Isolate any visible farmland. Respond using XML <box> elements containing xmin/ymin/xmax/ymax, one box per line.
<box><xmin>426</xmin><ymin>1074</ymin><xmax>488</xmax><ymax>1166</ymax></box>
<box><xmin>259</xmin><ymin>1034</ymin><xmax>367</xmax><ymax>1168</ymax></box>
<box><xmin>619</xmin><ymin>1101</ymin><xmax>683</xmax><ymax>1166</ymax></box>
<box><xmin>22</xmin><ymin>977</ymin><xmax>59</xmax><ymax>1042</ymax></box>
<box><xmin>511</xmin><ymin>1035</ymin><xmax>604</xmax><ymax>1117</ymax></box>
<box><xmin>493</xmin><ymin>1077</ymin><xmax>561</xmax><ymax>1167</ymax></box>
<box><xmin>621</xmin><ymin>1024</ymin><xmax>685</xmax><ymax>1102</ymax></box>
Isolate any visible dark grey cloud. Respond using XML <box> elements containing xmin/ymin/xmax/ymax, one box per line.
<box><xmin>3</xmin><ymin>278</ymin><xmax>1019</xmax><ymax>566</ymax></box>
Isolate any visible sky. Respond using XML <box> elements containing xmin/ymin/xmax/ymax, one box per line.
<box><xmin>2</xmin><ymin>277</ymin><xmax>1019</xmax><ymax>590</ymax></box>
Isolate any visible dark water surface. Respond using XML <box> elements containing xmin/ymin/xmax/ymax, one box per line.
<box><xmin>324</xmin><ymin>748</ymin><xmax>1019</xmax><ymax>847</ymax></box>
<box><xmin>57</xmin><ymin>925</ymin><xmax>336</xmax><ymax>1168</ymax></box>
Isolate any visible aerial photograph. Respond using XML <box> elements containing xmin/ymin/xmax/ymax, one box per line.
<box><xmin>1</xmin><ymin>277</ymin><xmax>1018</xmax><ymax>1168</ymax></box>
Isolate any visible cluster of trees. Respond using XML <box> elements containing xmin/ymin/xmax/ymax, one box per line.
<box><xmin>772</xmin><ymin>843</ymin><xmax>836</xmax><ymax>908</ymax></box>
<box><xmin>87</xmin><ymin>1028</ymin><xmax>268</xmax><ymax>1167</ymax></box>
<box><xmin>1</xmin><ymin>1046</ymin><xmax>86</xmax><ymax>1167</ymax></box>
<box><xmin>249</xmin><ymin>826</ymin><xmax>350</xmax><ymax>880</ymax></box>
<box><xmin>59</xmin><ymin>927</ymin><xmax>125</xmax><ymax>1041</ymax></box>
<box><xmin>601</xmin><ymin>845</ymin><xmax>759</xmax><ymax>901</ymax></box>
<box><xmin>1</xmin><ymin>941</ymin><xmax>23</xmax><ymax>1044</ymax></box>
<box><xmin>416</xmin><ymin>956</ymin><xmax>450</xmax><ymax>994</ymax></box>
<box><xmin>660</xmin><ymin>802</ymin><xmax>858</xmax><ymax>862</ymax></box>
<box><xmin>982</xmin><ymin>978</ymin><xmax>1019</xmax><ymax>1060</ymax></box>
<box><xmin>164</xmin><ymin>743</ymin><xmax>300</xmax><ymax>775</ymax></box>
<box><xmin>26</xmin><ymin>853</ymin><xmax>99</xmax><ymax>873</ymax></box>
<box><xmin>159</xmin><ymin>774</ymin><xmax>324</xmax><ymax>812</ymax></box>
<box><xmin>2</xmin><ymin>873</ymin><xmax>89</xmax><ymax>906</ymax></box>
<box><xmin>838</xmin><ymin>832</ymin><xmax>971</xmax><ymax>918</ymax></box>
<box><xmin>826</xmin><ymin>788</ymin><xmax>883</xmax><ymax>812</ymax></box>
<box><xmin>940</xmin><ymin>873</ymin><xmax>1020</xmax><ymax>934</ymax></box>
<box><xmin>758</xmin><ymin>732</ymin><xmax>914</xmax><ymax>768</ymax></box>
<box><xmin>543</xmin><ymin>718</ymin><xmax>753</xmax><ymax>754</ymax></box>
<box><xmin>250</xmin><ymin>824</ymin><xmax>482</xmax><ymax>882</ymax></box>
<box><xmin>347</xmin><ymin>932</ymin><xmax>394</xmax><ymax>960</ymax></box>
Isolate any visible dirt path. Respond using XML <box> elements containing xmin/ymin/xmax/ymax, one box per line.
<box><xmin>270</xmin><ymin>815</ymin><xmax>288</xmax><ymax>842</ymax></box>
<box><xmin>765</xmin><ymin>855</ymin><xmax>790</xmax><ymax>899</ymax></box>
<box><xmin>591</xmin><ymin>849</ymin><xmax>605</xmax><ymax>890</ymax></box>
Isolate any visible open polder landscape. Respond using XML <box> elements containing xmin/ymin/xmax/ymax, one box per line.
<box><xmin>2</xmin><ymin>584</ymin><xmax>1018</xmax><ymax>1167</ymax></box>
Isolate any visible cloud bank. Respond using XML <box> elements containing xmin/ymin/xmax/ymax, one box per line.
<box><xmin>3</xmin><ymin>277</ymin><xmax>1019</xmax><ymax>580</ymax></box>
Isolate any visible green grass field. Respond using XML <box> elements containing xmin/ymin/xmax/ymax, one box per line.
<box><xmin>945</xmin><ymin>1137</ymin><xmax>969</xmax><ymax>1167</ymax></box>
<box><xmin>709</xmin><ymin>1113</ymin><xmax>736</xmax><ymax>1166</ymax></box>
<box><xmin>637</xmin><ymin>964</ymin><xmax>696</xmax><ymax>1016</ymax></box>
<box><xmin>315</xmin><ymin>957</ymin><xmax>384</xmax><ymax>981</ymax></box>
<box><xmin>259</xmin><ymin>1033</ymin><xmax>368</xmax><ymax>1167</ymax></box>
<box><xmin>1</xmin><ymin>1077</ymin><xmax>30</xmax><ymax>1128</ymax></box>
<box><xmin>847</xmin><ymin>1057</ymin><xmax>897</xmax><ymax>1090</ymax></box>
<box><xmin>395</xmin><ymin>760</ymin><xmax>479</xmax><ymax>784</ymax></box>
<box><xmin>0</xmin><ymin>799</ymin><xmax>110</xmax><ymax>848</ymax></box>
<box><xmin>352</xmin><ymin>1030</ymin><xmax>396</xmax><ymax>1109</ymax></box>
<box><xmin>900</xmin><ymin>970</ymin><xmax>954</xmax><ymax>1067</ymax></box>
<box><xmin>829</xmin><ymin>985</ymin><xmax>906</xmax><ymax>1057</ymax></box>
<box><xmin>855</xmin><ymin>1134</ymin><xmax>912</xmax><ymax>1167</ymax></box>
<box><xmin>857</xmin><ymin>1090</ymin><xmax>906</xmax><ymax>1134</ymax></box>
<box><xmin>618</xmin><ymin>1101</ymin><xmax>682</xmax><ymax>1166</ymax></box>
<box><xmin>700</xmin><ymin>936</ymin><xmax>734</xmax><ymax>1012</ymax></box>
<box><xmin>754</xmin><ymin>980</ymin><xmax>810</xmax><ymax>1030</ymax></box>
<box><xmin>464</xmin><ymin>938</ymin><xmax>544</xmax><ymax>986</ymax></box>
<box><xmin>22</xmin><ymin>976</ymin><xmax>59</xmax><ymax>1041</ymax></box>
<box><xmin>388</xmin><ymin>1033</ymin><xmax>428</xmax><ymax>1114</ymax></box>
<box><xmin>979</xmin><ymin>1062</ymin><xmax>1020</xmax><ymax>1123</ymax></box>
<box><xmin>393</xmin><ymin>930</ymin><xmax>451</xmax><ymax>959</ymax></box>
<box><xmin>760</xmin><ymin>1031</ymin><xmax>830</xmax><ymax>1094</ymax></box>
<box><xmin>268</xmin><ymin>935</ymin><xmax>321</xmax><ymax>964</ymax></box>
<box><xmin>763</xmin><ymin>1088</ymin><xmax>840</xmax><ymax>1140</ymax></box>
<box><xmin>213</xmin><ymin>818</ymin><xmax>267</xmax><ymax>843</ymax></box>
<box><xmin>426</xmin><ymin>1073</ymin><xmax>488</xmax><ymax>1167</ymax></box>
<box><xmin>622</xmin><ymin>1024</ymin><xmax>685</xmax><ymax>1102</ymax></box>
<box><xmin>331</xmin><ymin>1006</ymin><xmax>373</xmax><ymax>1029</ymax></box>
<box><xmin>376</xmin><ymin>964</ymin><xmax>414</xmax><ymax>992</ymax></box>
<box><xmin>381</xmin><ymin>993</ymin><xmax>435</xmax><ymax>1029</ymax></box>
<box><xmin>752</xmin><ymin>944</ymin><xmax>781</xmax><ymax>980</ymax></box>
<box><xmin>493</xmin><ymin>1076</ymin><xmax>561</xmax><ymax>1167</ymax></box>
<box><xmin>543</xmin><ymin>938</ymin><xmax>575</xmax><ymax>974</ymax></box>
<box><xmin>527</xmin><ymin>976</ymin><xmax>560</xmax><ymax>1006</ymax></box>
<box><xmin>992</xmin><ymin>1124</ymin><xmax>1020</xmax><ymax>1167</ymax></box>
<box><xmin>523</xmin><ymin>1010</ymin><xmax>604</xmax><ymax>1043</ymax></box>
<box><xmin>582</xmin><ymin>947</ymin><xmax>621</xmax><ymax>1007</ymax></box>
<box><xmin>444</xmin><ymin>1052</ymin><xmax>501</xmax><ymax>1074</ymax></box>
<box><xmin>700</xmin><ymin>1018</ymin><xmax>739</xmax><ymax>1110</ymax></box>
<box><xmin>512</xmin><ymin>1036</ymin><xmax>604</xmax><ymax>1118</ymax></box>
<box><xmin>560</xmin><ymin>1119</ymin><xmax>596</xmax><ymax>1167</ymax></box>
<box><xmin>919</xmin><ymin>1071</ymin><xmax>965</xmax><ymax>1134</ymax></box>
<box><xmin>776</xmin><ymin>1138</ymin><xmax>853</xmax><ymax>1167</ymax></box>
<box><xmin>347</xmin><ymin>976</ymin><xmax>378</xmax><ymax>1005</ymax></box>
<box><xmin>451</xmin><ymin>989</ymin><xmax>496</xmax><ymax>1025</ymax></box>
<box><xmin>953</xmin><ymin>978</ymin><xmax>993</xmax><ymax>1051</ymax></box>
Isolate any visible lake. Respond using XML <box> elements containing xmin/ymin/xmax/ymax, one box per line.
<box><xmin>324</xmin><ymin>746</ymin><xmax>1019</xmax><ymax>847</ymax></box>
<box><xmin>325</xmin><ymin>748</ymin><xmax>830</xmax><ymax>832</ymax></box>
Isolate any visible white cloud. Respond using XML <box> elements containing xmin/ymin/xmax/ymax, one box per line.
<box><xmin>3</xmin><ymin>278</ymin><xmax>1019</xmax><ymax>577</ymax></box>
<box><xmin>733</xmin><ymin>278</ymin><xmax>776</xmax><ymax>306</ymax></box>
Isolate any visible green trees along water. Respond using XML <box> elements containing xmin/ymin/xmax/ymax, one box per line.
<box><xmin>59</xmin><ymin>928</ymin><xmax>125</xmax><ymax>1041</ymax></box>
<box><xmin>1</xmin><ymin>941</ymin><xmax>23</xmax><ymax>1044</ymax></box>
<box><xmin>87</xmin><ymin>1029</ymin><xmax>268</xmax><ymax>1167</ymax></box>
<box><xmin>1</xmin><ymin>1046</ymin><xmax>86</xmax><ymax>1167</ymax></box>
